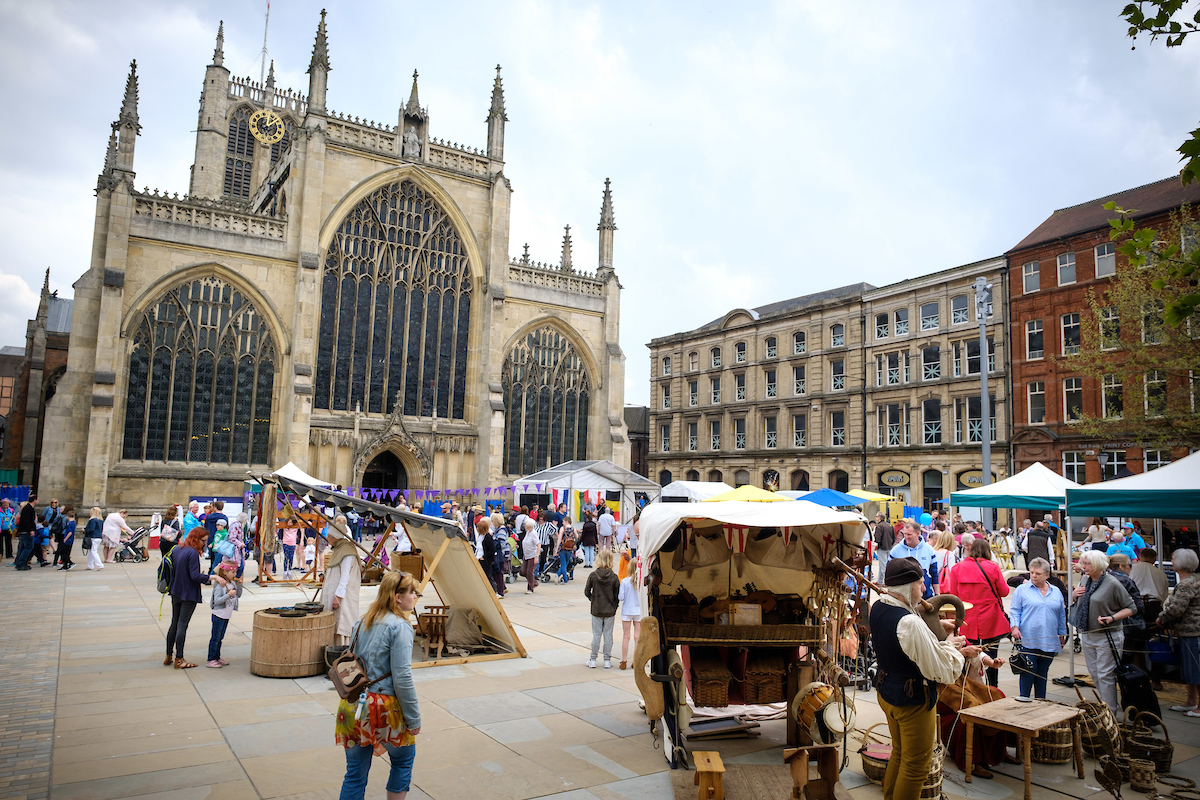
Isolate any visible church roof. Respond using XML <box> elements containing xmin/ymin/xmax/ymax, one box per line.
<box><xmin>1010</xmin><ymin>175</ymin><xmax>1200</xmax><ymax>253</ymax></box>
<box><xmin>46</xmin><ymin>297</ymin><xmax>72</xmax><ymax>334</ymax></box>
<box><xmin>0</xmin><ymin>345</ymin><xmax>24</xmax><ymax>358</ymax></box>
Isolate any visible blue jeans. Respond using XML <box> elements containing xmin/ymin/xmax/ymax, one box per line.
<box><xmin>340</xmin><ymin>742</ymin><xmax>415</xmax><ymax>799</ymax></box>
<box><xmin>875</xmin><ymin>548</ymin><xmax>890</xmax><ymax>580</ymax></box>
<box><xmin>1018</xmin><ymin>647</ymin><xmax>1055</xmax><ymax>699</ymax></box>
<box><xmin>581</xmin><ymin>545</ymin><xmax>595</xmax><ymax>567</ymax></box>
<box><xmin>558</xmin><ymin>550</ymin><xmax>573</xmax><ymax>582</ymax></box>
<box><xmin>282</xmin><ymin>543</ymin><xmax>295</xmax><ymax>571</ymax></box>
<box><xmin>14</xmin><ymin>533</ymin><xmax>35</xmax><ymax>567</ymax></box>
<box><xmin>208</xmin><ymin>616</ymin><xmax>230</xmax><ymax>662</ymax></box>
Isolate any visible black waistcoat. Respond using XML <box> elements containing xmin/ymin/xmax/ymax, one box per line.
<box><xmin>869</xmin><ymin>600</ymin><xmax>938</xmax><ymax>709</ymax></box>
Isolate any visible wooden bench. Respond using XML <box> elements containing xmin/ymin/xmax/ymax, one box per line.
<box><xmin>693</xmin><ymin>750</ymin><xmax>725</xmax><ymax>800</ymax></box>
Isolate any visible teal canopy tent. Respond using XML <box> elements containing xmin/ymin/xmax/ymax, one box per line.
<box><xmin>1065</xmin><ymin>450</ymin><xmax>1200</xmax><ymax>518</ymax></box>
<box><xmin>949</xmin><ymin>462</ymin><xmax>1080</xmax><ymax>510</ymax></box>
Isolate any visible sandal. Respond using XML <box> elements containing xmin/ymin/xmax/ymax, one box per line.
<box><xmin>164</xmin><ymin>655</ymin><xmax>174</xmax><ymax>666</ymax></box>
<box><xmin>174</xmin><ymin>657</ymin><xmax>197</xmax><ymax>669</ymax></box>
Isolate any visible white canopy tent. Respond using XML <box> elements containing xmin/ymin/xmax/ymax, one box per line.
<box><xmin>949</xmin><ymin>461</ymin><xmax>1081</xmax><ymax>511</ymax></box>
<box><xmin>658</xmin><ymin>480</ymin><xmax>735</xmax><ymax>503</ymax></box>
<box><xmin>273</xmin><ymin>461</ymin><xmax>335</xmax><ymax>489</ymax></box>
<box><xmin>512</xmin><ymin>460</ymin><xmax>661</xmax><ymax>523</ymax></box>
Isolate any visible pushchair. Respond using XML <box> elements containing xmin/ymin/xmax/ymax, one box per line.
<box><xmin>114</xmin><ymin>527</ymin><xmax>149</xmax><ymax>563</ymax></box>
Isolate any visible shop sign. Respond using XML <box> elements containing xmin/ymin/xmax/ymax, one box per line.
<box><xmin>878</xmin><ymin>470</ymin><xmax>910</xmax><ymax>487</ymax></box>
<box><xmin>957</xmin><ymin>469</ymin><xmax>997</xmax><ymax>487</ymax></box>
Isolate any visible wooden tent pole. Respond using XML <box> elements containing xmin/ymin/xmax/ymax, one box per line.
<box><xmin>419</xmin><ymin>537</ymin><xmax>451</xmax><ymax>595</ymax></box>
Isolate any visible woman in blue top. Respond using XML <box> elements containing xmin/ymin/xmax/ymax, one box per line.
<box><xmin>56</xmin><ymin>505</ymin><xmax>76</xmax><ymax>570</ymax></box>
<box><xmin>1010</xmin><ymin>557</ymin><xmax>1067</xmax><ymax>699</ymax></box>
<box><xmin>335</xmin><ymin>569</ymin><xmax>422</xmax><ymax>800</ymax></box>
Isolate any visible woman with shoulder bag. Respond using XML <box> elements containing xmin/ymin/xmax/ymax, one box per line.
<box><xmin>84</xmin><ymin>507</ymin><xmax>105</xmax><ymax>570</ymax></box>
<box><xmin>1010</xmin><ymin>558</ymin><xmax>1067</xmax><ymax>699</ymax></box>
<box><xmin>335</xmin><ymin>570</ymin><xmax>422</xmax><ymax>800</ymax></box>
<box><xmin>166</xmin><ymin>526</ymin><xmax>230</xmax><ymax>669</ymax></box>
<box><xmin>158</xmin><ymin>504</ymin><xmax>181</xmax><ymax>557</ymax></box>
<box><xmin>943</xmin><ymin>537</ymin><xmax>1011</xmax><ymax>687</ymax></box>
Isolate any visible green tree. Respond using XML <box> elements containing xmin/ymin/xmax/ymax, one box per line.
<box><xmin>1065</xmin><ymin>204</ymin><xmax>1200</xmax><ymax>448</ymax></box>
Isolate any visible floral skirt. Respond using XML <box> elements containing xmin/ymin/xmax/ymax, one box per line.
<box><xmin>334</xmin><ymin>692</ymin><xmax>416</xmax><ymax>756</ymax></box>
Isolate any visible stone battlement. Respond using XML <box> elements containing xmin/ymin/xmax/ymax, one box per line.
<box><xmin>507</xmin><ymin>259</ymin><xmax>604</xmax><ymax>296</ymax></box>
<box><xmin>228</xmin><ymin>77</ymin><xmax>308</xmax><ymax>117</ymax></box>
<box><xmin>132</xmin><ymin>189</ymin><xmax>286</xmax><ymax>240</ymax></box>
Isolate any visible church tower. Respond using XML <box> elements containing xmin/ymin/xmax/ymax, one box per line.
<box><xmin>189</xmin><ymin>22</ymin><xmax>231</xmax><ymax>198</ymax></box>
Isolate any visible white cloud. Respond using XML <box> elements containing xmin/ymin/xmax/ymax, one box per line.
<box><xmin>0</xmin><ymin>272</ymin><xmax>40</xmax><ymax>347</ymax></box>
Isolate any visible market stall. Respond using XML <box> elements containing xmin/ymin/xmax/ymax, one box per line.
<box><xmin>950</xmin><ymin>461</ymin><xmax>1081</xmax><ymax>511</ymax></box>
<box><xmin>512</xmin><ymin>460</ymin><xmax>661</xmax><ymax>523</ymax></box>
<box><xmin>1064</xmin><ymin>450</ymin><xmax>1200</xmax><ymax>519</ymax></box>
<box><xmin>659</xmin><ymin>480</ymin><xmax>735</xmax><ymax>503</ymax></box>
<box><xmin>632</xmin><ymin>499</ymin><xmax>868</xmax><ymax>773</ymax></box>
<box><xmin>257</xmin><ymin>472</ymin><xmax>527</xmax><ymax>668</ymax></box>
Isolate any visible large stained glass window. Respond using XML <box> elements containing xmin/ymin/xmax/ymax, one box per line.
<box><xmin>315</xmin><ymin>180</ymin><xmax>472</xmax><ymax>418</ymax></box>
<box><xmin>223</xmin><ymin>106</ymin><xmax>255</xmax><ymax>199</ymax></box>
<box><xmin>122</xmin><ymin>277</ymin><xmax>275</xmax><ymax>464</ymax></box>
<box><xmin>502</xmin><ymin>325</ymin><xmax>590</xmax><ymax>475</ymax></box>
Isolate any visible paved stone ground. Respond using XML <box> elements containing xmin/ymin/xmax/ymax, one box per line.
<box><xmin>5</xmin><ymin>553</ymin><xmax>1200</xmax><ymax>799</ymax></box>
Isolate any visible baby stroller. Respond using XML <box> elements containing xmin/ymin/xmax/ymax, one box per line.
<box><xmin>114</xmin><ymin>527</ymin><xmax>149</xmax><ymax>563</ymax></box>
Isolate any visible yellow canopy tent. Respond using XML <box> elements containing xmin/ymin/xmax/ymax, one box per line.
<box><xmin>703</xmin><ymin>486</ymin><xmax>793</xmax><ymax>503</ymax></box>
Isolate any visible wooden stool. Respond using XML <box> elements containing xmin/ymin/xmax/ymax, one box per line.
<box><xmin>784</xmin><ymin>744</ymin><xmax>852</xmax><ymax>800</ymax></box>
<box><xmin>693</xmin><ymin>751</ymin><xmax>725</xmax><ymax>800</ymax></box>
<box><xmin>417</xmin><ymin>606</ymin><xmax>450</xmax><ymax>661</ymax></box>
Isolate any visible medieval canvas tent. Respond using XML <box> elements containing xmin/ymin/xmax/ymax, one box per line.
<box><xmin>263</xmin><ymin>470</ymin><xmax>526</xmax><ymax>666</ymax></box>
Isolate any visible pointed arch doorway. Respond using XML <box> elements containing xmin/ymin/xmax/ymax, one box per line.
<box><xmin>362</xmin><ymin>451</ymin><xmax>408</xmax><ymax>490</ymax></box>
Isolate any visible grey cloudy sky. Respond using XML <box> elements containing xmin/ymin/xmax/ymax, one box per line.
<box><xmin>1</xmin><ymin>1</ymin><xmax>1197</xmax><ymax>406</ymax></box>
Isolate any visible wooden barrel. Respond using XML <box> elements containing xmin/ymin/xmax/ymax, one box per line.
<box><xmin>250</xmin><ymin>609</ymin><xmax>336</xmax><ymax>678</ymax></box>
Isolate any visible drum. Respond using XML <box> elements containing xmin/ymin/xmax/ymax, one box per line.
<box><xmin>793</xmin><ymin>681</ymin><xmax>834</xmax><ymax>734</ymax></box>
<box><xmin>819</xmin><ymin>700</ymin><xmax>856</xmax><ymax>743</ymax></box>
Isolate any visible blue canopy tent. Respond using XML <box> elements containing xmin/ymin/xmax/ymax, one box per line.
<box><xmin>796</xmin><ymin>488</ymin><xmax>868</xmax><ymax>508</ymax></box>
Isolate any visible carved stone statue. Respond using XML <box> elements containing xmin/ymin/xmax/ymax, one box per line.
<box><xmin>402</xmin><ymin>126</ymin><xmax>422</xmax><ymax>159</ymax></box>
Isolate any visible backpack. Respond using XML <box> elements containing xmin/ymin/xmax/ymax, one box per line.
<box><xmin>157</xmin><ymin>550</ymin><xmax>174</xmax><ymax>594</ymax></box>
<box><xmin>50</xmin><ymin>514</ymin><xmax>65</xmax><ymax>538</ymax></box>
<box><xmin>561</xmin><ymin>529</ymin><xmax>576</xmax><ymax>551</ymax></box>
<box><xmin>497</xmin><ymin>528</ymin><xmax>512</xmax><ymax>562</ymax></box>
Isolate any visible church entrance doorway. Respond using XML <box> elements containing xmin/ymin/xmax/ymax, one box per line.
<box><xmin>362</xmin><ymin>451</ymin><xmax>407</xmax><ymax>490</ymax></box>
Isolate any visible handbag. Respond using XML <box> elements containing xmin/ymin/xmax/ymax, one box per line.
<box><xmin>213</xmin><ymin>539</ymin><xmax>236</xmax><ymax>559</ymax></box>
<box><xmin>329</xmin><ymin>626</ymin><xmax>392</xmax><ymax>703</ymax></box>
<box><xmin>82</xmin><ymin>535</ymin><xmax>91</xmax><ymax>551</ymax></box>
<box><xmin>1009</xmin><ymin>643</ymin><xmax>1035</xmax><ymax>676</ymax></box>
<box><xmin>1147</xmin><ymin>633</ymin><xmax>1180</xmax><ymax>666</ymax></box>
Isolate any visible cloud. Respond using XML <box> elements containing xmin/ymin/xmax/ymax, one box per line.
<box><xmin>0</xmin><ymin>272</ymin><xmax>39</xmax><ymax>348</ymax></box>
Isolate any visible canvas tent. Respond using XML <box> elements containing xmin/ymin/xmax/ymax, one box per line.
<box><xmin>1065</xmin><ymin>450</ymin><xmax>1200</xmax><ymax>518</ymax></box>
<box><xmin>635</xmin><ymin>499</ymin><xmax>868</xmax><ymax>613</ymax></box>
<box><xmin>949</xmin><ymin>461</ymin><xmax>1081</xmax><ymax>511</ymax></box>
<box><xmin>273</xmin><ymin>461</ymin><xmax>335</xmax><ymax>488</ymax></box>
<box><xmin>513</xmin><ymin>460</ymin><xmax>661</xmax><ymax>522</ymax></box>
<box><xmin>262</xmin><ymin>471</ymin><xmax>526</xmax><ymax>667</ymax></box>
<box><xmin>659</xmin><ymin>480</ymin><xmax>734</xmax><ymax>503</ymax></box>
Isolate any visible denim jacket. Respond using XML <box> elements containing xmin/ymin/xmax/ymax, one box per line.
<box><xmin>350</xmin><ymin>613</ymin><xmax>421</xmax><ymax>729</ymax></box>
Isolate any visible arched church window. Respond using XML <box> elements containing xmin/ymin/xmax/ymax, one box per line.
<box><xmin>224</xmin><ymin>106</ymin><xmax>255</xmax><ymax>199</ymax></box>
<box><xmin>270</xmin><ymin>117</ymin><xmax>296</xmax><ymax>164</ymax></box>
<box><xmin>315</xmin><ymin>180</ymin><xmax>473</xmax><ymax>418</ymax></box>
<box><xmin>122</xmin><ymin>276</ymin><xmax>275</xmax><ymax>464</ymax></box>
<box><xmin>501</xmin><ymin>325</ymin><xmax>591</xmax><ymax>475</ymax></box>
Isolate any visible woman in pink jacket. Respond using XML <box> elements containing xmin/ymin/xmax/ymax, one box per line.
<box><xmin>943</xmin><ymin>537</ymin><xmax>1010</xmax><ymax>687</ymax></box>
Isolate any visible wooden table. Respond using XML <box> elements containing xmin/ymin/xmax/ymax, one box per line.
<box><xmin>960</xmin><ymin>697</ymin><xmax>1084</xmax><ymax>800</ymax></box>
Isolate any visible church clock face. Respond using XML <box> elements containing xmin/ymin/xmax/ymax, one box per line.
<box><xmin>249</xmin><ymin>109</ymin><xmax>285</xmax><ymax>144</ymax></box>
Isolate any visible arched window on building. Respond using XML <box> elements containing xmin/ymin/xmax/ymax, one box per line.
<box><xmin>224</xmin><ymin>106</ymin><xmax>255</xmax><ymax>199</ymax></box>
<box><xmin>658</xmin><ymin>470</ymin><xmax>672</xmax><ymax>486</ymax></box>
<box><xmin>122</xmin><ymin>276</ymin><xmax>275</xmax><ymax>464</ymax></box>
<box><xmin>791</xmin><ymin>469</ymin><xmax>809</xmax><ymax>491</ymax></box>
<box><xmin>828</xmin><ymin>469</ymin><xmax>849</xmax><ymax>493</ymax></box>
<box><xmin>708</xmin><ymin>469</ymin><xmax>723</xmax><ymax>483</ymax></box>
<box><xmin>315</xmin><ymin>179</ymin><xmax>473</xmax><ymax>418</ymax></box>
<box><xmin>735</xmin><ymin>469</ymin><xmax>750</xmax><ymax>487</ymax></box>
<box><xmin>502</xmin><ymin>325</ymin><xmax>591</xmax><ymax>475</ymax></box>
<box><xmin>686</xmin><ymin>469</ymin><xmax>700</xmax><ymax>482</ymax></box>
<box><xmin>763</xmin><ymin>469</ymin><xmax>780</xmax><ymax>491</ymax></box>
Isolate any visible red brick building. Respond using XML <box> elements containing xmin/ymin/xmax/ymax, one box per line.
<box><xmin>1007</xmin><ymin>177</ymin><xmax>1200</xmax><ymax>486</ymax></box>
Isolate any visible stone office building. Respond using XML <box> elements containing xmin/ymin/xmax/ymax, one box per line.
<box><xmin>40</xmin><ymin>12</ymin><xmax>627</xmax><ymax>511</ymax></box>
<box><xmin>646</xmin><ymin>258</ymin><xmax>1011</xmax><ymax>511</ymax></box>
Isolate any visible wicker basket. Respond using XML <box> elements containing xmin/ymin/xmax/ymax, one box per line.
<box><xmin>1130</xmin><ymin>759</ymin><xmax>1157</xmax><ymax>793</ymax></box>
<box><xmin>856</xmin><ymin>722</ymin><xmax>891</xmax><ymax>785</ymax></box>
<box><xmin>921</xmin><ymin>740</ymin><xmax>946</xmax><ymax>800</ymax></box>
<box><xmin>1129</xmin><ymin>712</ymin><xmax>1173</xmax><ymax>773</ymax></box>
<box><xmin>690</xmin><ymin>651</ymin><xmax>732</xmax><ymax>708</ymax></box>
<box><xmin>1076</xmin><ymin>689</ymin><xmax>1122</xmax><ymax>759</ymax></box>
<box><xmin>392</xmin><ymin>553</ymin><xmax>424</xmax><ymax>582</ymax></box>
<box><xmin>743</xmin><ymin>651</ymin><xmax>786</xmax><ymax>704</ymax></box>
<box><xmin>1120</xmin><ymin>706</ymin><xmax>1149</xmax><ymax>752</ymax></box>
<box><xmin>1032</xmin><ymin>718</ymin><xmax>1074</xmax><ymax>764</ymax></box>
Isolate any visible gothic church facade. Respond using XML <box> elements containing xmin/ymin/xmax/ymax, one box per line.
<box><xmin>41</xmin><ymin>12</ymin><xmax>627</xmax><ymax>510</ymax></box>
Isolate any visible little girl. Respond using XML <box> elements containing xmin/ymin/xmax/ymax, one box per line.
<box><xmin>617</xmin><ymin>566</ymin><xmax>640</xmax><ymax>670</ymax></box>
<box><xmin>303</xmin><ymin>536</ymin><xmax>316</xmax><ymax>572</ymax></box>
<box><xmin>281</xmin><ymin>520</ymin><xmax>299</xmax><ymax>574</ymax></box>
<box><xmin>207</xmin><ymin>563</ymin><xmax>240</xmax><ymax>668</ymax></box>
<box><xmin>58</xmin><ymin>506</ymin><xmax>76</xmax><ymax>571</ymax></box>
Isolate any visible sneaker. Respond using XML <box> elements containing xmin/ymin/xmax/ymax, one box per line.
<box><xmin>64</xmin><ymin>564</ymin><xmax>74</xmax><ymax>570</ymax></box>
<box><xmin>604</xmin><ymin>659</ymin><xmax>612</xmax><ymax>669</ymax></box>
<box><xmin>1187</xmin><ymin>710</ymin><xmax>1200</xmax><ymax>718</ymax></box>
<box><xmin>586</xmin><ymin>659</ymin><xmax>596</xmax><ymax>668</ymax></box>
<box><xmin>1172</xmin><ymin>704</ymin><xmax>1199</xmax><ymax>712</ymax></box>
<box><xmin>206</xmin><ymin>660</ymin><xmax>222</xmax><ymax>668</ymax></box>
<box><xmin>216</xmin><ymin>659</ymin><xmax>228</xmax><ymax>666</ymax></box>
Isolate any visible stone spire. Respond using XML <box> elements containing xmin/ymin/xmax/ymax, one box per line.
<box><xmin>521</xmin><ymin>243</ymin><xmax>531</xmax><ymax>264</ymax></box>
<box><xmin>114</xmin><ymin>60</ymin><xmax>140</xmax><ymax>174</ymax></box>
<box><xmin>213</xmin><ymin>20</ymin><xmax>224</xmax><ymax>67</ymax></box>
<box><xmin>486</xmin><ymin>64</ymin><xmax>507</xmax><ymax>161</ymax></box>
<box><xmin>265</xmin><ymin>60</ymin><xmax>276</xmax><ymax>108</ymax></box>
<box><xmin>597</xmin><ymin>178</ymin><xmax>615</xmax><ymax>274</ymax></box>
<box><xmin>102</xmin><ymin>127</ymin><xmax>117</xmax><ymax>173</ymax></box>
<box><xmin>405</xmin><ymin>70</ymin><xmax>425</xmax><ymax>118</ymax></box>
<box><xmin>307</xmin><ymin>9</ymin><xmax>330</xmax><ymax>115</ymax></box>
<box><xmin>560</xmin><ymin>225</ymin><xmax>573</xmax><ymax>272</ymax></box>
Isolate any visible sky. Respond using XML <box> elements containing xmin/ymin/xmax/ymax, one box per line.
<box><xmin>1</xmin><ymin>1</ymin><xmax>1197</xmax><ymax>406</ymax></box>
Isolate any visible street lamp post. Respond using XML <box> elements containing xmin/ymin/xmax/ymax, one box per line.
<box><xmin>1098</xmin><ymin>451</ymin><xmax>1109</xmax><ymax>482</ymax></box>
<box><xmin>973</xmin><ymin>276</ymin><xmax>992</xmax><ymax>491</ymax></box>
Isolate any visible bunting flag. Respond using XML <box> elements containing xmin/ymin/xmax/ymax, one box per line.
<box><xmin>782</xmin><ymin>526</ymin><xmax>794</xmax><ymax>547</ymax></box>
<box><xmin>402</xmin><ymin>490</ymin><xmax>409</xmax><ymax>501</ymax></box>
<box><xmin>723</xmin><ymin>523</ymin><xmax>750</xmax><ymax>553</ymax></box>
<box><xmin>682</xmin><ymin>522</ymin><xmax>694</xmax><ymax>552</ymax></box>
